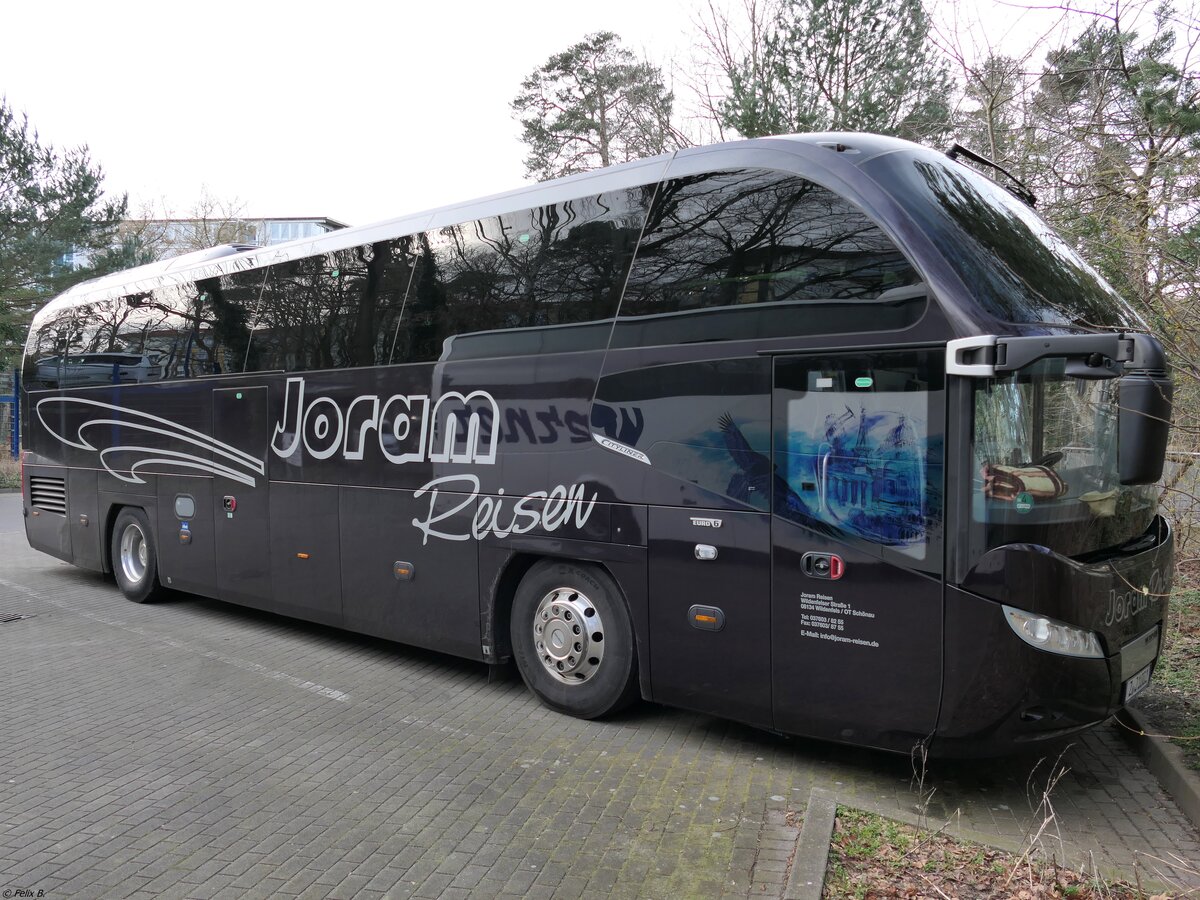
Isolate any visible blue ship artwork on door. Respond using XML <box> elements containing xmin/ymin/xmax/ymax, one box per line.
<box><xmin>784</xmin><ymin>394</ymin><xmax>929</xmax><ymax>556</ymax></box>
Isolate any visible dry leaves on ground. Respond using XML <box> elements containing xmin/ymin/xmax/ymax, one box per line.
<box><xmin>824</xmin><ymin>808</ymin><xmax>1159</xmax><ymax>899</ymax></box>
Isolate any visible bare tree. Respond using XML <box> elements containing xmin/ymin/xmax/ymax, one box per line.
<box><xmin>943</xmin><ymin>1</ymin><xmax>1200</xmax><ymax>550</ymax></box>
<box><xmin>123</xmin><ymin>186</ymin><xmax>253</xmax><ymax>261</ymax></box>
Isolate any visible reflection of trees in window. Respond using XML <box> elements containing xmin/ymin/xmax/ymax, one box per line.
<box><xmin>622</xmin><ymin>169</ymin><xmax>919</xmax><ymax>319</ymax></box>
<box><xmin>251</xmin><ymin>258</ymin><xmax>335</xmax><ymax>371</ymax></box>
<box><xmin>243</xmin><ymin>239</ymin><xmax>418</xmax><ymax>371</ymax></box>
<box><xmin>342</xmin><ymin>238</ymin><xmax>418</xmax><ymax>367</ymax></box>
<box><xmin>194</xmin><ymin>276</ymin><xmax>258</xmax><ymax>375</ymax></box>
<box><xmin>22</xmin><ymin>307</ymin><xmax>78</xmax><ymax>387</ymax></box>
<box><xmin>140</xmin><ymin>285</ymin><xmax>202</xmax><ymax>379</ymax></box>
<box><xmin>401</xmin><ymin>189</ymin><xmax>648</xmax><ymax>362</ymax></box>
<box><xmin>910</xmin><ymin>160</ymin><xmax>1124</xmax><ymax>327</ymax></box>
<box><xmin>72</xmin><ymin>295</ymin><xmax>179</xmax><ymax>357</ymax></box>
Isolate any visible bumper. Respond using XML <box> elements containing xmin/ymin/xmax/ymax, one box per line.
<box><xmin>931</xmin><ymin>584</ymin><xmax>1164</xmax><ymax>756</ymax></box>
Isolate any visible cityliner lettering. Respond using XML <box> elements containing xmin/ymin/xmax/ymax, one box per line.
<box><xmin>271</xmin><ymin>377</ymin><xmax>500</xmax><ymax>466</ymax></box>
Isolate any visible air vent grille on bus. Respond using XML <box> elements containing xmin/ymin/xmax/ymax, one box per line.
<box><xmin>29</xmin><ymin>476</ymin><xmax>67</xmax><ymax>515</ymax></box>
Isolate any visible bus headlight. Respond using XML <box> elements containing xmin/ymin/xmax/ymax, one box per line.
<box><xmin>1002</xmin><ymin>605</ymin><xmax>1103</xmax><ymax>658</ymax></box>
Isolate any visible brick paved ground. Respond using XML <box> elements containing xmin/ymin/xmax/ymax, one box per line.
<box><xmin>0</xmin><ymin>493</ymin><xmax>1197</xmax><ymax>898</ymax></box>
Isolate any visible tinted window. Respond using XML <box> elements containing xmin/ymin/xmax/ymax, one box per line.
<box><xmin>193</xmin><ymin>273</ymin><xmax>262</xmax><ymax>375</ymax></box>
<box><xmin>22</xmin><ymin>306</ymin><xmax>78</xmax><ymax>390</ymax></box>
<box><xmin>147</xmin><ymin>284</ymin><xmax>207</xmax><ymax>379</ymax></box>
<box><xmin>613</xmin><ymin>169</ymin><xmax>924</xmax><ymax>348</ymax></box>
<box><xmin>865</xmin><ymin>151</ymin><xmax>1137</xmax><ymax>328</ymax></box>
<box><xmin>235</xmin><ymin>240</ymin><xmax>420</xmax><ymax>372</ymax></box>
<box><xmin>70</xmin><ymin>295</ymin><xmax>171</xmax><ymax>372</ymax></box>
<box><xmin>71</xmin><ymin>299</ymin><xmax>154</xmax><ymax>357</ymax></box>
<box><xmin>26</xmin><ymin>297</ymin><xmax>179</xmax><ymax>387</ymax></box>
<box><xmin>339</xmin><ymin>238</ymin><xmax>421</xmax><ymax>367</ymax></box>
<box><xmin>247</xmin><ymin>257</ymin><xmax>331</xmax><ymax>371</ymax></box>
<box><xmin>398</xmin><ymin>189</ymin><xmax>649</xmax><ymax>363</ymax></box>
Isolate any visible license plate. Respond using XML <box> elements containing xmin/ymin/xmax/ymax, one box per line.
<box><xmin>1124</xmin><ymin>664</ymin><xmax>1152</xmax><ymax>703</ymax></box>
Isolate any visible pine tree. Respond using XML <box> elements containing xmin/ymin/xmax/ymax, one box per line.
<box><xmin>512</xmin><ymin>32</ymin><xmax>683</xmax><ymax>181</ymax></box>
<box><xmin>0</xmin><ymin>98</ymin><xmax>127</xmax><ymax>366</ymax></box>
<box><xmin>714</xmin><ymin>0</ymin><xmax>953</xmax><ymax>143</ymax></box>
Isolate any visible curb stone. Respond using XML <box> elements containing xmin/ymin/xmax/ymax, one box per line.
<box><xmin>785</xmin><ymin>787</ymin><xmax>837</xmax><ymax>900</ymax></box>
<box><xmin>1118</xmin><ymin>707</ymin><xmax>1200</xmax><ymax>833</ymax></box>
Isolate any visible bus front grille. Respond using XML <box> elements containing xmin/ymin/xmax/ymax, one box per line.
<box><xmin>29</xmin><ymin>476</ymin><xmax>67</xmax><ymax>515</ymax></box>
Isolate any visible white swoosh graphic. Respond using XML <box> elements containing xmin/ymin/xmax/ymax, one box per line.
<box><xmin>37</xmin><ymin>396</ymin><xmax>264</xmax><ymax>486</ymax></box>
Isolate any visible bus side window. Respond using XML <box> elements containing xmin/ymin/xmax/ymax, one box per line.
<box><xmin>149</xmin><ymin>284</ymin><xmax>203</xmax><ymax>380</ymax></box>
<box><xmin>613</xmin><ymin>169</ymin><xmax>925</xmax><ymax>348</ymax></box>
<box><xmin>396</xmin><ymin>188</ymin><xmax>650</xmax><ymax>364</ymax></box>
<box><xmin>192</xmin><ymin>274</ymin><xmax>260</xmax><ymax>376</ymax></box>
<box><xmin>336</xmin><ymin>238</ymin><xmax>418</xmax><ymax>368</ymax></box>
<box><xmin>244</xmin><ymin>260</ymin><xmax>319</xmax><ymax>372</ymax></box>
<box><xmin>93</xmin><ymin>292</ymin><xmax>183</xmax><ymax>383</ymax></box>
<box><xmin>236</xmin><ymin>241</ymin><xmax>416</xmax><ymax>372</ymax></box>
<box><xmin>22</xmin><ymin>308</ymin><xmax>77</xmax><ymax>390</ymax></box>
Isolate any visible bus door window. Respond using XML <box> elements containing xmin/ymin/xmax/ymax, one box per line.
<box><xmin>772</xmin><ymin>352</ymin><xmax>945</xmax><ymax>573</ymax></box>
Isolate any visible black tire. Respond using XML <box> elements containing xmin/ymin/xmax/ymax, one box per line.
<box><xmin>110</xmin><ymin>508</ymin><xmax>165</xmax><ymax>603</ymax></box>
<box><xmin>510</xmin><ymin>559</ymin><xmax>639</xmax><ymax>719</ymax></box>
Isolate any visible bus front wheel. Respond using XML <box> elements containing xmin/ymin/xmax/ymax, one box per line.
<box><xmin>510</xmin><ymin>560</ymin><xmax>638</xmax><ymax>719</ymax></box>
<box><xmin>111</xmin><ymin>508</ymin><xmax>165</xmax><ymax>604</ymax></box>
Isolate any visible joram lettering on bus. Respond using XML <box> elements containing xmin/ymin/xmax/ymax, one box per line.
<box><xmin>271</xmin><ymin>376</ymin><xmax>502</xmax><ymax>466</ymax></box>
<box><xmin>270</xmin><ymin>377</ymin><xmax>600</xmax><ymax>544</ymax></box>
<box><xmin>1104</xmin><ymin>569</ymin><xmax>1166</xmax><ymax>628</ymax></box>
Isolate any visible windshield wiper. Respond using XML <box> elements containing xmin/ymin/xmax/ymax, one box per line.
<box><xmin>945</xmin><ymin>144</ymin><xmax>1038</xmax><ymax>208</ymax></box>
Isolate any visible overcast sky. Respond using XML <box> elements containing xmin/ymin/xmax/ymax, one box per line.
<box><xmin>0</xmin><ymin>0</ymin><xmax>1104</xmax><ymax>229</ymax></box>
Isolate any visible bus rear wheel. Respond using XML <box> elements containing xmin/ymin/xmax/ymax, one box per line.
<box><xmin>510</xmin><ymin>560</ymin><xmax>638</xmax><ymax>719</ymax></box>
<box><xmin>111</xmin><ymin>508</ymin><xmax>165</xmax><ymax>603</ymax></box>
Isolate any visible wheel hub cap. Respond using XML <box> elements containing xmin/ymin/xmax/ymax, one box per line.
<box><xmin>533</xmin><ymin>587</ymin><xmax>605</xmax><ymax>685</ymax></box>
<box><xmin>120</xmin><ymin>523</ymin><xmax>147</xmax><ymax>585</ymax></box>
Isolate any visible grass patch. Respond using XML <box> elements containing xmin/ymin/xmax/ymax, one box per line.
<box><xmin>825</xmin><ymin>807</ymin><xmax>1159</xmax><ymax>898</ymax></box>
<box><xmin>0</xmin><ymin>456</ymin><xmax>18</xmax><ymax>489</ymax></box>
<box><xmin>1133</xmin><ymin>564</ymin><xmax>1200</xmax><ymax>771</ymax></box>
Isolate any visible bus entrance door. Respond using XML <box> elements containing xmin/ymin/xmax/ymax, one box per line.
<box><xmin>212</xmin><ymin>385</ymin><xmax>273</xmax><ymax>610</ymax></box>
<box><xmin>770</xmin><ymin>353</ymin><xmax>943</xmax><ymax>752</ymax></box>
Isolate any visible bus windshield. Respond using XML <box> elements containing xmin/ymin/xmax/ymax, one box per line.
<box><xmin>866</xmin><ymin>150</ymin><xmax>1140</xmax><ymax>329</ymax></box>
<box><xmin>970</xmin><ymin>359</ymin><xmax>1158</xmax><ymax>560</ymax></box>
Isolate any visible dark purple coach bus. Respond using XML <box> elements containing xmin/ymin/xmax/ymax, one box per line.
<box><xmin>20</xmin><ymin>134</ymin><xmax>1174</xmax><ymax>754</ymax></box>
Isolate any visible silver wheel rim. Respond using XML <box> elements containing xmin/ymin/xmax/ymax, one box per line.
<box><xmin>119</xmin><ymin>522</ymin><xmax>148</xmax><ymax>586</ymax></box>
<box><xmin>533</xmin><ymin>586</ymin><xmax>605</xmax><ymax>684</ymax></box>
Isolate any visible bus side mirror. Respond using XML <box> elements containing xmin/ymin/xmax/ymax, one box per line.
<box><xmin>1118</xmin><ymin>373</ymin><xmax>1172</xmax><ymax>485</ymax></box>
